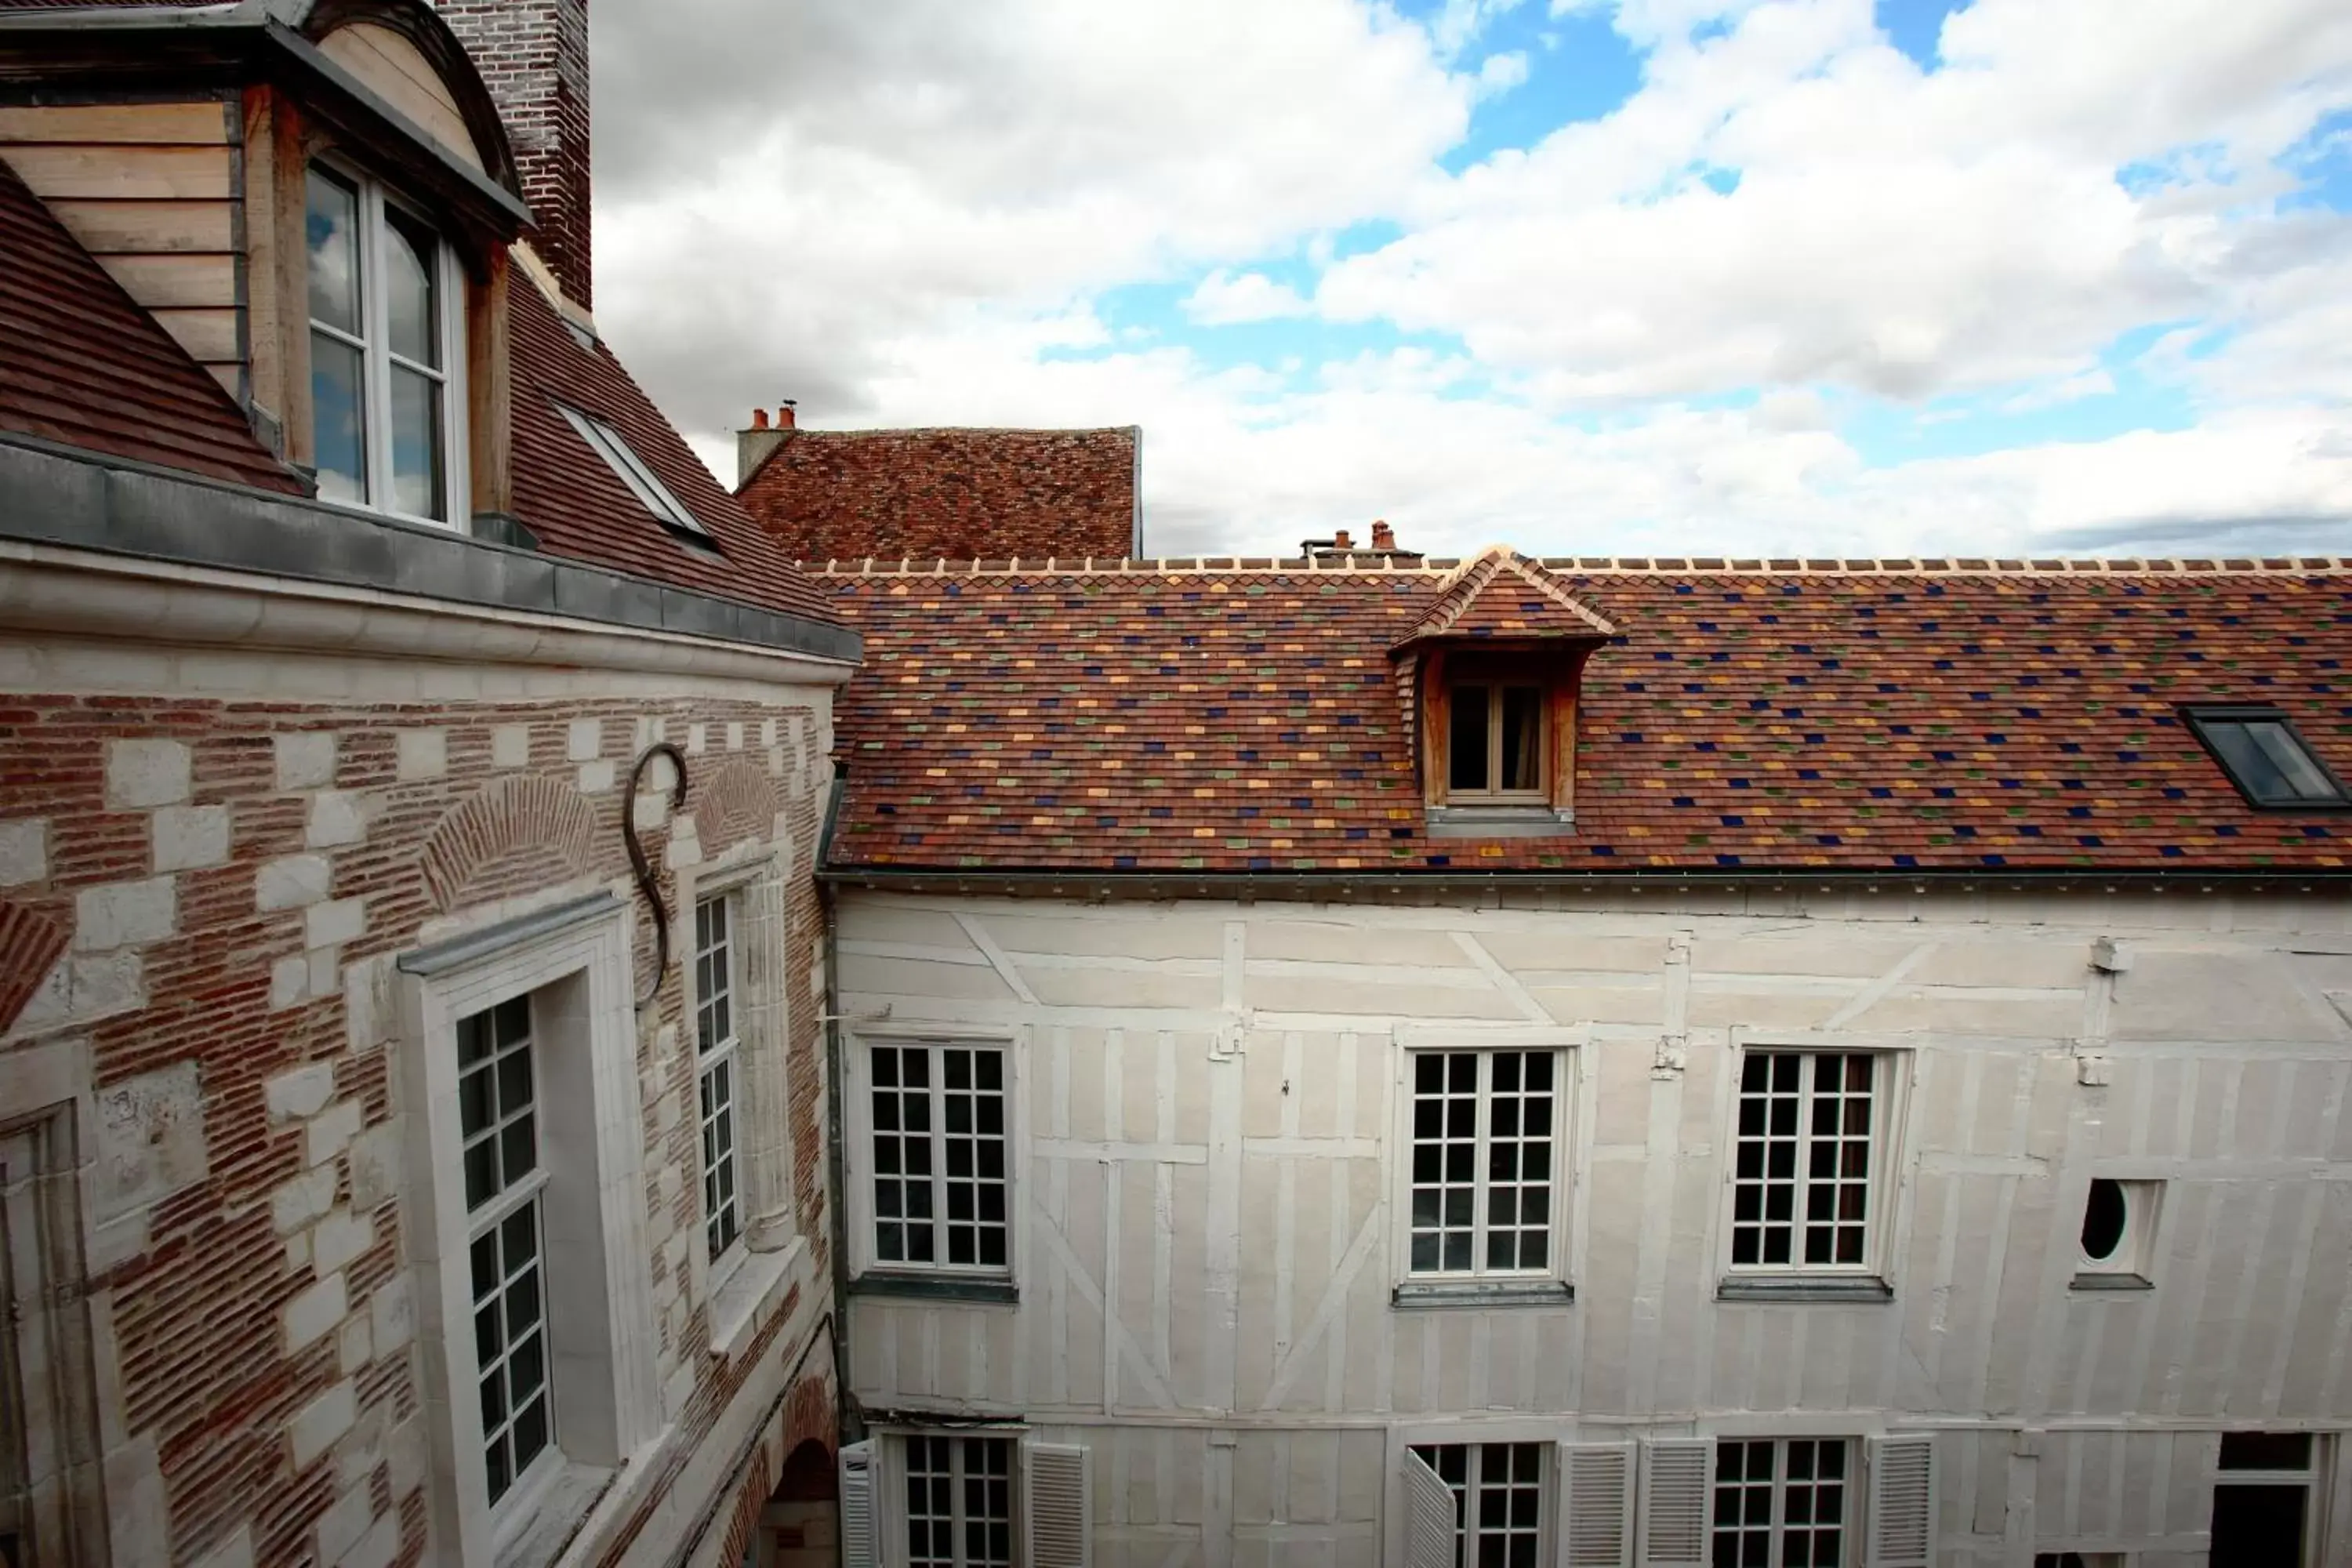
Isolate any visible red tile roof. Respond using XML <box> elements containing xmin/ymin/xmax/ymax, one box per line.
<box><xmin>739</xmin><ymin>425</ymin><xmax>1138</xmax><ymax>564</ymax></box>
<box><xmin>506</xmin><ymin>275</ymin><xmax>839</xmax><ymax>626</ymax></box>
<box><xmin>0</xmin><ymin>155</ymin><xmax>303</xmax><ymax>495</ymax></box>
<box><xmin>1395</xmin><ymin>549</ymin><xmax>1617</xmax><ymax>648</ymax></box>
<box><xmin>822</xmin><ymin>554</ymin><xmax>2352</xmax><ymax>877</ymax></box>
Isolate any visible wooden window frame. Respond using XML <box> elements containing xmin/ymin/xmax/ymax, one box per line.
<box><xmin>1417</xmin><ymin>647</ymin><xmax>1589</xmax><ymax>818</ymax></box>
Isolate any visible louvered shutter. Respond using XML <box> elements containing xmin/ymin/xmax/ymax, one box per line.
<box><xmin>838</xmin><ymin>1439</ymin><xmax>876</xmax><ymax>1568</ymax></box>
<box><xmin>1401</xmin><ymin>1447</ymin><xmax>1457</xmax><ymax>1568</ymax></box>
<box><xmin>1636</xmin><ymin>1439</ymin><xmax>1712</xmax><ymax>1568</ymax></box>
<box><xmin>1558</xmin><ymin>1442</ymin><xmax>1635</xmax><ymax>1568</ymax></box>
<box><xmin>1024</xmin><ymin>1439</ymin><xmax>1092</xmax><ymax>1568</ymax></box>
<box><xmin>1865</xmin><ymin>1434</ymin><xmax>1937</xmax><ymax>1568</ymax></box>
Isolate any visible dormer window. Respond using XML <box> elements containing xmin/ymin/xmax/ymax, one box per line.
<box><xmin>2183</xmin><ymin>706</ymin><xmax>2349</xmax><ymax>809</ymax></box>
<box><xmin>1446</xmin><ymin>667</ymin><xmax>1548</xmax><ymax>800</ymax></box>
<box><xmin>306</xmin><ymin>162</ymin><xmax>466</xmax><ymax>523</ymax></box>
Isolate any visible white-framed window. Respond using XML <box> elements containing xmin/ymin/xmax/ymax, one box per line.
<box><xmin>305</xmin><ymin>160</ymin><xmax>467</xmax><ymax>524</ymax></box>
<box><xmin>694</xmin><ymin>894</ymin><xmax>744</xmax><ymax>1268</ymax></box>
<box><xmin>1727</xmin><ymin>1051</ymin><xmax>1888</xmax><ymax>1272</ymax></box>
<box><xmin>1406</xmin><ymin>1048</ymin><xmax>1559</xmax><ymax>1279</ymax></box>
<box><xmin>2211</xmin><ymin>1432</ymin><xmax>2328</xmax><ymax>1567</ymax></box>
<box><xmin>906</xmin><ymin>1435</ymin><xmax>1015</xmax><ymax>1568</ymax></box>
<box><xmin>838</xmin><ymin>1433</ymin><xmax>1091</xmax><ymax>1568</ymax></box>
<box><xmin>456</xmin><ymin>995</ymin><xmax>554</xmax><ymax>1504</ymax></box>
<box><xmin>557</xmin><ymin>404</ymin><xmax>713</xmax><ymax>543</ymax></box>
<box><xmin>864</xmin><ymin>1039</ymin><xmax>1011</xmax><ymax>1273</ymax></box>
<box><xmin>1713</xmin><ymin>1438</ymin><xmax>1850</xmax><ymax>1567</ymax></box>
<box><xmin>1410</xmin><ymin>1443</ymin><xmax>1546</xmax><ymax>1567</ymax></box>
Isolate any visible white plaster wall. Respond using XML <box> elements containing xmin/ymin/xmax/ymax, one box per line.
<box><xmin>834</xmin><ymin>887</ymin><xmax>2352</xmax><ymax>1566</ymax></box>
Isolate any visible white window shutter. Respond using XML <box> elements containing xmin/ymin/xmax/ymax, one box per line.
<box><xmin>1402</xmin><ymin>1447</ymin><xmax>1457</xmax><ymax>1568</ymax></box>
<box><xmin>1636</xmin><ymin>1439</ymin><xmax>1712</xmax><ymax>1568</ymax></box>
<box><xmin>839</xmin><ymin>1439</ymin><xmax>877</xmax><ymax>1568</ymax></box>
<box><xmin>1025</xmin><ymin>1439</ymin><xmax>1092</xmax><ymax>1568</ymax></box>
<box><xmin>1558</xmin><ymin>1442</ymin><xmax>1635</xmax><ymax>1568</ymax></box>
<box><xmin>1865</xmin><ymin>1434</ymin><xmax>1937</xmax><ymax>1568</ymax></box>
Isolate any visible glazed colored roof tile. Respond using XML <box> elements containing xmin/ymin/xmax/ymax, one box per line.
<box><xmin>0</xmin><ymin>154</ymin><xmax>303</xmax><ymax>495</ymax></box>
<box><xmin>506</xmin><ymin>274</ymin><xmax>839</xmax><ymax>626</ymax></box>
<box><xmin>1395</xmin><ymin>548</ymin><xmax>1617</xmax><ymax>648</ymax></box>
<box><xmin>822</xmin><ymin>553</ymin><xmax>2352</xmax><ymax>876</ymax></box>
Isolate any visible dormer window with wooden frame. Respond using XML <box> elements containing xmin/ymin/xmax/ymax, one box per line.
<box><xmin>1395</xmin><ymin>549</ymin><xmax>1617</xmax><ymax>838</ymax></box>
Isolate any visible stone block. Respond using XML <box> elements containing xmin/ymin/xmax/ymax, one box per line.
<box><xmin>285</xmin><ymin>1272</ymin><xmax>348</xmax><ymax>1353</ymax></box>
<box><xmin>270</xmin><ymin>953</ymin><xmax>310</xmax><ymax>1011</ymax></box>
<box><xmin>372</xmin><ymin>1276</ymin><xmax>412</xmax><ymax>1355</ymax></box>
<box><xmin>93</xmin><ymin>1060</ymin><xmax>206</xmax><ymax>1221</ymax></box>
<box><xmin>314</xmin><ymin>1477</ymin><xmax>376</xmax><ymax>1563</ymax></box>
<box><xmin>107</xmin><ymin>738</ymin><xmax>189</xmax><ymax>808</ymax></box>
<box><xmin>347</xmin><ymin>1121</ymin><xmax>401</xmax><ymax>1209</ymax></box>
<box><xmin>190</xmin><ymin>1524</ymin><xmax>255</xmax><ymax>1568</ymax></box>
<box><xmin>339</xmin><ymin>1513</ymin><xmax>397</xmax><ymax>1568</ymax></box>
<box><xmin>275</xmin><ymin>731</ymin><xmax>336</xmax><ymax>791</ymax></box>
<box><xmin>579</xmin><ymin>758</ymin><xmax>615</xmax><ymax>793</ymax></box>
<box><xmin>395</xmin><ymin>728</ymin><xmax>447</xmax><ymax>781</ymax></box>
<box><xmin>306</xmin><ymin>1098</ymin><xmax>364</xmax><ymax>1166</ymax></box>
<box><xmin>314</xmin><ymin>1207</ymin><xmax>374</xmax><ymax>1276</ymax></box>
<box><xmin>568</xmin><ymin>717</ymin><xmax>603</xmax><ymax>760</ymax></box>
<box><xmin>335</xmin><ymin>1402</ymin><xmax>386</xmax><ymax>1492</ymax></box>
<box><xmin>343</xmin><ymin>954</ymin><xmax>394</xmax><ymax>1049</ymax></box>
<box><xmin>266</xmin><ymin>1062</ymin><xmax>336</xmax><ymax>1123</ymax></box>
<box><xmin>727</xmin><ymin>720</ymin><xmax>745</xmax><ymax>750</ymax></box>
<box><xmin>271</xmin><ymin>1164</ymin><xmax>337</xmax><ymax>1234</ymax></box>
<box><xmin>104</xmin><ymin>1434</ymin><xmax>167</xmax><ymax>1568</ymax></box>
<box><xmin>338</xmin><ymin>1313</ymin><xmax>373</xmax><ymax>1375</ymax></box>
<box><xmin>686</xmin><ymin>721</ymin><xmax>707</xmax><ymax>755</ymax></box>
<box><xmin>152</xmin><ymin>804</ymin><xmax>230</xmax><ymax>872</ymax></box>
<box><xmin>492</xmin><ymin>724</ymin><xmax>530</xmax><ymax>768</ymax></box>
<box><xmin>0</xmin><ymin>816</ymin><xmax>45</xmax><ymax>885</ymax></box>
<box><xmin>307</xmin><ymin>792</ymin><xmax>368</xmax><ymax>849</ymax></box>
<box><xmin>74</xmin><ymin>877</ymin><xmax>175</xmax><ymax>951</ymax></box>
<box><xmin>256</xmin><ymin>854</ymin><xmax>331</xmax><ymax>911</ymax></box>
<box><xmin>385</xmin><ymin>1410</ymin><xmax>425</xmax><ymax>1498</ymax></box>
<box><xmin>306</xmin><ymin>897</ymin><xmax>366</xmax><ymax>949</ymax></box>
<box><xmin>288</xmin><ymin>1380</ymin><xmax>356</xmax><ymax>1470</ymax></box>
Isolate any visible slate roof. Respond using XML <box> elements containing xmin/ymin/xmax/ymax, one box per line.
<box><xmin>0</xmin><ymin>155</ymin><xmax>303</xmax><ymax>495</ymax></box>
<box><xmin>491</xmin><ymin>268</ymin><xmax>842</xmax><ymax>626</ymax></box>
<box><xmin>822</xmin><ymin>554</ymin><xmax>2352</xmax><ymax>877</ymax></box>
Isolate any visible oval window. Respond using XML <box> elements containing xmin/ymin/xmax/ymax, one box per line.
<box><xmin>2081</xmin><ymin>1178</ymin><xmax>2128</xmax><ymax>1261</ymax></box>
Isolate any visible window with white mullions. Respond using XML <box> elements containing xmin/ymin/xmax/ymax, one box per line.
<box><xmin>869</xmin><ymin>1043</ymin><xmax>1009</xmax><ymax>1271</ymax></box>
<box><xmin>1712</xmin><ymin>1439</ymin><xmax>1848</xmax><ymax>1567</ymax></box>
<box><xmin>1730</xmin><ymin>1052</ymin><xmax>1875</xmax><ymax>1270</ymax></box>
<box><xmin>695</xmin><ymin>895</ymin><xmax>742</xmax><ymax>1262</ymax></box>
<box><xmin>1409</xmin><ymin>1443</ymin><xmax>1546</xmax><ymax>1568</ymax></box>
<box><xmin>305</xmin><ymin>162</ymin><xmax>463</xmax><ymax>523</ymax></box>
<box><xmin>1408</xmin><ymin>1050</ymin><xmax>1556</xmax><ymax>1276</ymax></box>
<box><xmin>456</xmin><ymin>996</ymin><xmax>553</xmax><ymax>1504</ymax></box>
<box><xmin>905</xmin><ymin>1435</ymin><xmax>1014</xmax><ymax>1568</ymax></box>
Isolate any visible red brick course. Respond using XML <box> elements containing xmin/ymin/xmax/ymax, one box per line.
<box><xmin>439</xmin><ymin>0</ymin><xmax>594</xmax><ymax>308</ymax></box>
<box><xmin>738</xmin><ymin>426</ymin><xmax>1140</xmax><ymax>565</ymax></box>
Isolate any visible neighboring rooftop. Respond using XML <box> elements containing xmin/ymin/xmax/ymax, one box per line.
<box><xmin>735</xmin><ymin>413</ymin><xmax>1140</xmax><ymax>564</ymax></box>
<box><xmin>822</xmin><ymin>552</ymin><xmax>2352</xmax><ymax>878</ymax></box>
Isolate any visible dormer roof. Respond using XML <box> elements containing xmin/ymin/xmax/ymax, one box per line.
<box><xmin>1392</xmin><ymin>546</ymin><xmax>1617</xmax><ymax>652</ymax></box>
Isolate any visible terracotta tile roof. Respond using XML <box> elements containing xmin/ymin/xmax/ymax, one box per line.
<box><xmin>0</xmin><ymin>155</ymin><xmax>303</xmax><ymax>495</ymax></box>
<box><xmin>506</xmin><ymin>275</ymin><xmax>839</xmax><ymax>626</ymax></box>
<box><xmin>739</xmin><ymin>424</ymin><xmax>1138</xmax><ymax>564</ymax></box>
<box><xmin>1396</xmin><ymin>548</ymin><xmax>1617</xmax><ymax>648</ymax></box>
<box><xmin>822</xmin><ymin>554</ymin><xmax>2352</xmax><ymax>876</ymax></box>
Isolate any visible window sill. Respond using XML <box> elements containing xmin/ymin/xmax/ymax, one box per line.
<box><xmin>1425</xmin><ymin>805</ymin><xmax>1575</xmax><ymax>840</ymax></box>
<box><xmin>1716</xmin><ymin>1275</ymin><xmax>1893</xmax><ymax>1304</ymax></box>
<box><xmin>2070</xmin><ymin>1271</ymin><xmax>2154</xmax><ymax>1293</ymax></box>
<box><xmin>495</xmin><ymin>1460</ymin><xmax>612</xmax><ymax>1568</ymax></box>
<box><xmin>850</xmin><ymin>1269</ymin><xmax>1019</xmax><ymax>1305</ymax></box>
<box><xmin>1392</xmin><ymin>1279</ymin><xmax>1573</xmax><ymax>1310</ymax></box>
<box><xmin>708</xmin><ymin>1238</ymin><xmax>802</xmax><ymax>1362</ymax></box>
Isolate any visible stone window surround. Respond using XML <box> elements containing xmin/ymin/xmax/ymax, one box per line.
<box><xmin>397</xmin><ymin>899</ymin><xmax>662</xmax><ymax>1566</ymax></box>
<box><xmin>677</xmin><ymin>849</ymin><xmax>804</xmax><ymax>1361</ymax></box>
<box><xmin>1387</xmin><ymin>1024</ymin><xmax>1588</xmax><ymax>1310</ymax></box>
<box><xmin>841</xmin><ymin>1022</ymin><xmax>1027</xmax><ymax>1303</ymax></box>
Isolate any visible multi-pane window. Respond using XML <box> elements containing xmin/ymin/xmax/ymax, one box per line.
<box><xmin>1713</xmin><ymin>1439</ymin><xmax>1848</xmax><ymax>1568</ymax></box>
<box><xmin>695</xmin><ymin>896</ymin><xmax>742</xmax><ymax>1263</ymax></box>
<box><xmin>306</xmin><ymin>163</ymin><xmax>459</xmax><ymax>522</ymax></box>
<box><xmin>1448</xmin><ymin>679</ymin><xmax>1546</xmax><ymax>798</ymax></box>
<box><xmin>1730</xmin><ymin>1052</ymin><xmax>1876</xmax><ymax>1270</ymax></box>
<box><xmin>905</xmin><ymin>1435</ymin><xmax>1014</xmax><ymax>1568</ymax></box>
<box><xmin>869</xmin><ymin>1043</ymin><xmax>1009</xmax><ymax>1271</ymax></box>
<box><xmin>1408</xmin><ymin>1050</ymin><xmax>1556</xmax><ymax>1276</ymax></box>
<box><xmin>2183</xmin><ymin>706</ymin><xmax>2349</xmax><ymax>808</ymax></box>
<box><xmin>458</xmin><ymin>996</ymin><xmax>551</xmax><ymax>1503</ymax></box>
<box><xmin>1410</xmin><ymin>1443</ymin><xmax>1545</xmax><ymax>1568</ymax></box>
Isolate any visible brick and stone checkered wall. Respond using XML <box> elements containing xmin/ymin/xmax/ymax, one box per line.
<box><xmin>0</xmin><ymin>688</ymin><xmax>833</xmax><ymax>1567</ymax></box>
<box><xmin>437</xmin><ymin>0</ymin><xmax>593</xmax><ymax>307</ymax></box>
<box><xmin>737</xmin><ymin>425</ymin><xmax>1141</xmax><ymax>564</ymax></box>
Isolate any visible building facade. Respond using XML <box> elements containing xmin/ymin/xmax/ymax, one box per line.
<box><xmin>818</xmin><ymin>550</ymin><xmax>2352</xmax><ymax>1568</ymax></box>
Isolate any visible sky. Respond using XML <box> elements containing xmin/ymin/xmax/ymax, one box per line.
<box><xmin>586</xmin><ymin>0</ymin><xmax>2352</xmax><ymax>561</ymax></box>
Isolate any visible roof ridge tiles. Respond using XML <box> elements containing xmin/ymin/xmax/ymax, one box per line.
<box><xmin>811</xmin><ymin>554</ymin><xmax>2352</xmax><ymax>577</ymax></box>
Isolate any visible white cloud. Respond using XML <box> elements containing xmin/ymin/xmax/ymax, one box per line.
<box><xmin>1182</xmin><ymin>270</ymin><xmax>1314</xmax><ymax>325</ymax></box>
<box><xmin>1476</xmin><ymin>51</ymin><xmax>1533</xmax><ymax>96</ymax></box>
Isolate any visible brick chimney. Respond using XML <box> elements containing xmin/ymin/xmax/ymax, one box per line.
<box><xmin>736</xmin><ymin>403</ymin><xmax>797</xmax><ymax>488</ymax></box>
<box><xmin>438</xmin><ymin>0</ymin><xmax>594</xmax><ymax>308</ymax></box>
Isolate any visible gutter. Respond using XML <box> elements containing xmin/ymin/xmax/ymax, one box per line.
<box><xmin>815</xmin><ymin>774</ymin><xmax>864</xmax><ymax>1446</ymax></box>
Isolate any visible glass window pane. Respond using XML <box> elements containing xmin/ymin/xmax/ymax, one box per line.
<box><xmin>2205</xmin><ymin>722</ymin><xmax>2296</xmax><ymax>804</ymax></box>
<box><xmin>390</xmin><ymin>367</ymin><xmax>445</xmax><ymax>520</ymax></box>
<box><xmin>383</xmin><ymin>206</ymin><xmax>440</xmax><ymax>368</ymax></box>
<box><xmin>310</xmin><ymin>332</ymin><xmax>365</xmax><ymax>505</ymax></box>
<box><xmin>2244</xmin><ymin>722</ymin><xmax>2338</xmax><ymax>801</ymax></box>
<box><xmin>305</xmin><ymin>166</ymin><xmax>361</xmax><ymax>334</ymax></box>
<box><xmin>1500</xmin><ymin>687</ymin><xmax>1542</xmax><ymax>790</ymax></box>
<box><xmin>1450</xmin><ymin>685</ymin><xmax>1489</xmax><ymax>793</ymax></box>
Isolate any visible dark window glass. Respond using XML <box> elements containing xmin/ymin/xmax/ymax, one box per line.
<box><xmin>1499</xmin><ymin>687</ymin><xmax>1542</xmax><ymax>791</ymax></box>
<box><xmin>2209</xmin><ymin>1483</ymin><xmax>2306</xmax><ymax>1567</ymax></box>
<box><xmin>2218</xmin><ymin>1432</ymin><xmax>2312</xmax><ymax>1471</ymax></box>
<box><xmin>2189</xmin><ymin>710</ymin><xmax>2347</xmax><ymax>808</ymax></box>
<box><xmin>2080</xmin><ymin>1178</ymin><xmax>2127</xmax><ymax>1261</ymax></box>
<box><xmin>1450</xmin><ymin>684</ymin><xmax>1489</xmax><ymax>793</ymax></box>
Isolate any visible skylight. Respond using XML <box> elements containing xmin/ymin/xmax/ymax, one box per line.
<box><xmin>557</xmin><ymin>404</ymin><xmax>712</xmax><ymax>543</ymax></box>
<box><xmin>2183</xmin><ymin>706</ymin><xmax>2349</xmax><ymax>809</ymax></box>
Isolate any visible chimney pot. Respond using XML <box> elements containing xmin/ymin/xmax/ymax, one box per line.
<box><xmin>752</xmin><ymin>408</ymin><xmax>769</xmax><ymax>430</ymax></box>
<box><xmin>776</xmin><ymin>403</ymin><xmax>797</xmax><ymax>430</ymax></box>
<box><xmin>1371</xmin><ymin>520</ymin><xmax>1396</xmax><ymax>550</ymax></box>
<box><xmin>1333</xmin><ymin>528</ymin><xmax>1353</xmax><ymax>550</ymax></box>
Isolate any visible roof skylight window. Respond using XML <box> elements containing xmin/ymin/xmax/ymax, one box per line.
<box><xmin>2182</xmin><ymin>706</ymin><xmax>2348</xmax><ymax>808</ymax></box>
<box><xmin>557</xmin><ymin>403</ymin><xmax>713</xmax><ymax>544</ymax></box>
